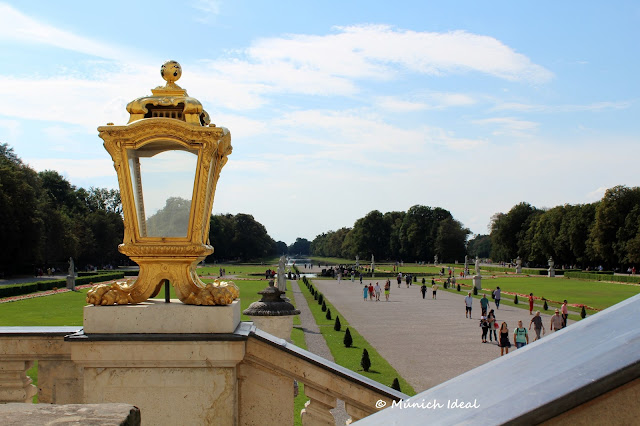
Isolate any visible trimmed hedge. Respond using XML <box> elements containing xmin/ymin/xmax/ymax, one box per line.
<box><xmin>0</xmin><ymin>272</ymin><xmax>125</xmax><ymax>299</ymax></box>
<box><xmin>565</xmin><ymin>271</ymin><xmax>640</xmax><ymax>284</ymax></box>
<box><xmin>481</xmin><ymin>265</ymin><xmax>573</xmax><ymax>276</ymax></box>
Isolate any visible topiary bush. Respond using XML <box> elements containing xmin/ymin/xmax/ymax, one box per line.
<box><xmin>391</xmin><ymin>378</ymin><xmax>401</xmax><ymax>392</ymax></box>
<box><xmin>326</xmin><ymin>308</ymin><xmax>332</xmax><ymax>320</ymax></box>
<box><xmin>344</xmin><ymin>328</ymin><xmax>353</xmax><ymax>347</ymax></box>
<box><xmin>334</xmin><ymin>316</ymin><xmax>341</xmax><ymax>331</ymax></box>
<box><xmin>581</xmin><ymin>305</ymin><xmax>587</xmax><ymax>319</ymax></box>
<box><xmin>456</xmin><ymin>284</ymin><xmax>461</xmax><ymax>291</ymax></box>
<box><xmin>361</xmin><ymin>348</ymin><xmax>371</xmax><ymax>372</ymax></box>
<box><xmin>473</xmin><ymin>286</ymin><xmax>478</xmax><ymax>296</ymax></box>
<box><xmin>543</xmin><ymin>299</ymin><xmax>548</xmax><ymax>311</ymax></box>
<box><xmin>321</xmin><ymin>300</ymin><xmax>327</xmax><ymax>312</ymax></box>
<box><xmin>514</xmin><ymin>295</ymin><xmax>519</xmax><ymax>304</ymax></box>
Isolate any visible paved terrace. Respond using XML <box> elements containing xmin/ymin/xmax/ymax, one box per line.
<box><xmin>308</xmin><ymin>274</ymin><xmax>572</xmax><ymax>393</ymax></box>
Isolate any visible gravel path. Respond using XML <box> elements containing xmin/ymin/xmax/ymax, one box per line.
<box><xmin>311</xmin><ymin>278</ymin><xmax>573</xmax><ymax>393</ymax></box>
<box><xmin>290</xmin><ymin>279</ymin><xmax>349</xmax><ymax>425</ymax></box>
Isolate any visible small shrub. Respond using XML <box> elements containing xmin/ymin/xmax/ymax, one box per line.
<box><xmin>391</xmin><ymin>378</ymin><xmax>401</xmax><ymax>392</ymax></box>
<box><xmin>361</xmin><ymin>348</ymin><xmax>371</xmax><ymax>372</ymax></box>
<box><xmin>326</xmin><ymin>308</ymin><xmax>332</xmax><ymax>320</ymax></box>
<box><xmin>514</xmin><ymin>295</ymin><xmax>519</xmax><ymax>304</ymax></box>
<box><xmin>344</xmin><ymin>328</ymin><xmax>353</xmax><ymax>347</ymax></box>
<box><xmin>456</xmin><ymin>284</ymin><xmax>460</xmax><ymax>291</ymax></box>
<box><xmin>543</xmin><ymin>300</ymin><xmax>549</xmax><ymax>311</ymax></box>
<box><xmin>321</xmin><ymin>300</ymin><xmax>327</xmax><ymax>312</ymax></box>
<box><xmin>318</xmin><ymin>294</ymin><xmax>324</xmax><ymax>305</ymax></box>
<box><xmin>473</xmin><ymin>286</ymin><xmax>478</xmax><ymax>295</ymax></box>
<box><xmin>334</xmin><ymin>316</ymin><xmax>341</xmax><ymax>331</ymax></box>
<box><xmin>581</xmin><ymin>305</ymin><xmax>587</xmax><ymax>319</ymax></box>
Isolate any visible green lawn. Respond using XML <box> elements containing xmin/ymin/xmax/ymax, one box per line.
<box><xmin>439</xmin><ymin>275</ymin><xmax>640</xmax><ymax>316</ymax></box>
<box><xmin>299</xmin><ymin>279</ymin><xmax>415</xmax><ymax>396</ymax></box>
<box><xmin>198</xmin><ymin>264</ymin><xmax>278</xmax><ymax>278</ymax></box>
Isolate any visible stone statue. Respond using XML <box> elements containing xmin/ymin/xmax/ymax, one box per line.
<box><xmin>434</xmin><ymin>255</ymin><xmax>438</xmax><ymax>266</ymax></box>
<box><xmin>277</xmin><ymin>255</ymin><xmax>287</xmax><ymax>292</ymax></box>
<box><xmin>516</xmin><ymin>256</ymin><xmax>523</xmax><ymax>274</ymax></box>
<box><xmin>66</xmin><ymin>257</ymin><xmax>76</xmax><ymax>291</ymax></box>
<box><xmin>355</xmin><ymin>255</ymin><xmax>359</xmax><ymax>269</ymax></box>
<box><xmin>68</xmin><ymin>257</ymin><xmax>75</xmax><ymax>277</ymax></box>
<box><xmin>475</xmin><ymin>256</ymin><xmax>481</xmax><ymax>276</ymax></box>
<box><xmin>370</xmin><ymin>254</ymin><xmax>375</xmax><ymax>278</ymax></box>
<box><xmin>464</xmin><ymin>255</ymin><xmax>468</xmax><ymax>276</ymax></box>
<box><xmin>548</xmin><ymin>256</ymin><xmax>555</xmax><ymax>278</ymax></box>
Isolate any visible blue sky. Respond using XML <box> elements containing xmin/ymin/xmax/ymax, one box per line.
<box><xmin>1</xmin><ymin>1</ymin><xmax>639</xmax><ymax>245</ymax></box>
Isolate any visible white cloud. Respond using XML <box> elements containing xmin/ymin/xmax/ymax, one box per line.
<box><xmin>586</xmin><ymin>187</ymin><xmax>608</xmax><ymax>201</ymax></box>
<box><xmin>0</xmin><ymin>3</ymin><xmax>148</xmax><ymax>64</ymax></box>
<box><xmin>29</xmin><ymin>158</ymin><xmax>115</xmax><ymax>179</ymax></box>
<box><xmin>493</xmin><ymin>100</ymin><xmax>633</xmax><ymax>113</ymax></box>
<box><xmin>375</xmin><ymin>97</ymin><xmax>428</xmax><ymax>112</ymax></box>
<box><xmin>473</xmin><ymin>117</ymin><xmax>539</xmax><ymax>137</ymax></box>
<box><xmin>0</xmin><ymin>118</ymin><xmax>21</xmax><ymax>142</ymax></box>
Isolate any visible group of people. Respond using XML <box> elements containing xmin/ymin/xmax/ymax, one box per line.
<box><xmin>362</xmin><ymin>281</ymin><xmax>391</xmax><ymax>302</ymax></box>
<box><xmin>469</xmin><ymin>291</ymin><xmax>571</xmax><ymax>356</ymax></box>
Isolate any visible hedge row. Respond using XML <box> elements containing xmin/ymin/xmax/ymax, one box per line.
<box><xmin>480</xmin><ymin>265</ymin><xmax>578</xmax><ymax>276</ymax></box>
<box><xmin>564</xmin><ymin>272</ymin><xmax>640</xmax><ymax>284</ymax></box>
<box><xmin>0</xmin><ymin>272</ymin><xmax>125</xmax><ymax>299</ymax></box>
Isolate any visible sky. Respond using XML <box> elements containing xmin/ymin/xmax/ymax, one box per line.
<box><xmin>1</xmin><ymin>1</ymin><xmax>639</xmax><ymax>245</ymax></box>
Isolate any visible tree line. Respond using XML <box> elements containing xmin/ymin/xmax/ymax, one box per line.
<box><xmin>488</xmin><ymin>185</ymin><xmax>640</xmax><ymax>269</ymax></box>
<box><xmin>0</xmin><ymin>143</ymin><xmax>124</xmax><ymax>274</ymax></box>
<box><xmin>0</xmin><ymin>143</ymin><xmax>288</xmax><ymax>275</ymax></box>
<box><xmin>310</xmin><ymin>205</ymin><xmax>470</xmax><ymax>263</ymax></box>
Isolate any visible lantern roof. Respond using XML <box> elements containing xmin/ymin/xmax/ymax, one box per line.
<box><xmin>126</xmin><ymin>60</ymin><xmax>210</xmax><ymax>126</ymax></box>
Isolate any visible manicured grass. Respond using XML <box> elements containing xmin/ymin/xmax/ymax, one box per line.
<box><xmin>438</xmin><ymin>275</ymin><xmax>640</xmax><ymax>318</ymax></box>
<box><xmin>198</xmin><ymin>264</ymin><xmax>278</xmax><ymax>278</ymax></box>
<box><xmin>300</xmin><ymin>279</ymin><xmax>415</xmax><ymax>396</ymax></box>
<box><xmin>286</xmin><ymin>285</ymin><xmax>307</xmax><ymax>426</ymax></box>
<box><xmin>0</xmin><ymin>289</ymin><xmax>89</xmax><ymax>326</ymax></box>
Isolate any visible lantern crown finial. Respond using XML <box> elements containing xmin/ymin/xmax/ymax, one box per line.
<box><xmin>125</xmin><ymin>61</ymin><xmax>211</xmax><ymax>126</ymax></box>
<box><xmin>160</xmin><ymin>60</ymin><xmax>182</xmax><ymax>86</ymax></box>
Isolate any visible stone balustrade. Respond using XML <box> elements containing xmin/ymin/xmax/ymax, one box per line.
<box><xmin>0</xmin><ymin>324</ymin><xmax>405</xmax><ymax>425</ymax></box>
<box><xmin>0</xmin><ymin>327</ymin><xmax>83</xmax><ymax>404</ymax></box>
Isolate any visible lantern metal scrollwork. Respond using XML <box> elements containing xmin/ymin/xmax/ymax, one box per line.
<box><xmin>87</xmin><ymin>61</ymin><xmax>239</xmax><ymax>306</ymax></box>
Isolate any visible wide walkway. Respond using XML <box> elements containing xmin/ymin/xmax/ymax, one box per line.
<box><xmin>310</xmin><ymin>277</ymin><xmax>572</xmax><ymax>393</ymax></box>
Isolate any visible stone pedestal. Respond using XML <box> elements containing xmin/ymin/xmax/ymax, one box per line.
<box><xmin>83</xmin><ymin>299</ymin><xmax>240</xmax><ymax>334</ymax></box>
<box><xmin>516</xmin><ymin>265</ymin><xmax>522</xmax><ymax>274</ymax></box>
<box><xmin>71</xmin><ymin>301</ymin><xmax>244</xmax><ymax>425</ymax></box>
<box><xmin>473</xmin><ymin>275</ymin><xmax>482</xmax><ymax>291</ymax></box>
<box><xmin>0</xmin><ymin>360</ymin><xmax>36</xmax><ymax>403</ymax></box>
<box><xmin>66</xmin><ymin>276</ymin><xmax>76</xmax><ymax>290</ymax></box>
<box><xmin>548</xmin><ymin>269</ymin><xmax>555</xmax><ymax>278</ymax></box>
<box><xmin>249</xmin><ymin>316</ymin><xmax>294</xmax><ymax>342</ymax></box>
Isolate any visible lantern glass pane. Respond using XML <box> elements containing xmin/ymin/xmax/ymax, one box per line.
<box><xmin>127</xmin><ymin>142</ymin><xmax>198</xmax><ymax>238</ymax></box>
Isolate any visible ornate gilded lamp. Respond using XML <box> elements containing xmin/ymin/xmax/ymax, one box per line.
<box><xmin>87</xmin><ymin>61</ymin><xmax>238</xmax><ymax>306</ymax></box>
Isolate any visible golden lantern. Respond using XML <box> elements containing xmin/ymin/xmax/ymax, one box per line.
<box><xmin>87</xmin><ymin>61</ymin><xmax>238</xmax><ymax>306</ymax></box>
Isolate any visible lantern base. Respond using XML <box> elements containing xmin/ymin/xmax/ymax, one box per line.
<box><xmin>86</xmin><ymin>257</ymin><xmax>239</xmax><ymax>306</ymax></box>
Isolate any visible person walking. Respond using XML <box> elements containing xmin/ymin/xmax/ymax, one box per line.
<box><xmin>493</xmin><ymin>287</ymin><xmax>501</xmax><ymax>309</ymax></box>
<box><xmin>480</xmin><ymin>316</ymin><xmax>490</xmax><ymax>343</ymax></box>
<box><xmin>513</xmin><ymin>320</ymin><xmax>529</xmax><ymax>349</ymax></box>
<box><xmin>359</xmin><ymin>273</ymin><xmax>363</xmax><ymax>285</ymax></box>
<box><xmin>464</xmin><ymin>292</ymin><xmax>473</xmax><ymax>319</ymax></box>
<box><xmin>384</xmin><ymin>280</ymin><xmax>390</xmax><ymax>301</ymax></box>
<box><xmin>528</xmin><ymin>293</ymin><xmax>535</xmax><ymax>315</ymax></box>
<box><xmin>561</xmin><ymin>300</ymin><xmax>569</xmax><ymax>327</ymax></box>
<box><xmin>480</xmin><ymin>294</ymin><xmax>489</xmax><ymax>316</ymax></box>
<box><xmin>420</xmin><ymin>282</ymin><xmax>427</xmax><ymax>299</ymax></box>
<box><xmin>362</xmin><ymin>284</ymin><xmax>368</xmax><ymax>301</ymax></box>
<box><xmin>432</xmin><ymin>282</ymin><xmax>438</xmax><ymax>299</ymax></box>
<box><xmin>550</xmin><ymin>309</ymin><xmax>563</xmax><ymax>331</ymax></box>
<box><xmin>529</xmin><ymin>311</ymin><xmax>545</xmax><ymax>341</ymax></box>
<box><xmin>499</xmin><ymin>322</ymin><xmax>511</xmax><ymax>356</ymax></box>
<box><xmin>487</xmin><ymin>309</ymin><xmax>498</xmax><ymax>343</ymax></box>
<box><xmin>397</xmin><ymin>273</ymin><xmax>402</xmax><ymax>288</ymax></box>
<box><xmin>368</xmin><ymin>284</ymin><xmax>374</xmax><ymax>302</ymax></box>
<box><xmin>374</xmin><ymin>282</ymin><xmax>381</xmax><ymax>301</ymax></box>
